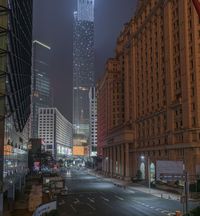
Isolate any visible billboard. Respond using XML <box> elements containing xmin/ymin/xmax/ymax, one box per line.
<box><xmin>73</xmin><ymin>146</ymin><xmax>88</xmax><ymax>156</ymax></box>
<box><xmin>156</xmin><ymin>160</ymin><xmax>184</xmax><ymax>180</ymax></box>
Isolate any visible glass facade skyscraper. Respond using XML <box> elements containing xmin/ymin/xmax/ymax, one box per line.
<box><xmin>31</xmin><ymin>40</ymin><xmax>51</xmax><ymax>138</ymax></box>
<box><xmin>0</xmin><ymin>0</ymin><xmax>33</xmax><ymax>212</ymax></box>
<box><xmin>73</xmin><ymin>0</ymin><xmax>95</xmax><ymax>147</ymax></box>
<box><xmin>89</xmin><ymin>87</ymin><xmax>97</xmax><ymax>157</ymax></box>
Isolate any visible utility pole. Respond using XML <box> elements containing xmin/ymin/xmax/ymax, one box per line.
<box><xmin>148</xmin><ymin>157</ymin><xmax>151</xmax><ymax>194</ymax></box>
<box><xmin>184</xmin><ymin>171</ymin><xmax>189</xmax><ymax>214</ymax></box>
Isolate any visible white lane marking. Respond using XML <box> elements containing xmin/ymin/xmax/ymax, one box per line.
<box><xmin>70</xmin><ymin>204</ymin><xmax>77</xmax><ymax>213</ymax></box>
<box><xmin>161</xmin><ymin>210</ymin><xmax>170</xmax><ymax>214</ymax></box>
<box><xmin>74</xmin><ymin>198</ymin><xmax>80</xmax><ymax>205</ymax></box>
<box><xmin>132</xmin><ymin>198</ymin><xmax>174</xmax><ymax>215</ymax></box>
<box><xmin>115</xmin><ymin>195</ymin><xmax>124</xmax><ymax>201</ymax></box>
<box><xmin>88</xmin><ymin>198</ymin><xmax>95</xmax><ymax>203</ymax></box>
<box><xmin>87</xmin><ymin>203</ymin><xmax>96</xmax><ymax>211</ymax></box>
<box><xmin>100</xmin><ymin>196</ymin><xmax>110</xmax><ymax>202</ymax></box>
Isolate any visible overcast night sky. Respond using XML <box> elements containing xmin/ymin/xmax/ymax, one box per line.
<box><xmin>33</xmin><ymin>0</ymin><xmax>137</xmax><ymax>122</ymax></box>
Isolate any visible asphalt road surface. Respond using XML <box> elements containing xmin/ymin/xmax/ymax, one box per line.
<box><xmin>57</xmin><ymin>168</ymin><xmax>196</xmax><ymax>216</ymax></box>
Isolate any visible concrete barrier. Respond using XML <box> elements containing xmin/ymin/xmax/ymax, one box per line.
<box><xmin>32</xmin><ymin>200</ymin><xmax>57</xmax><ymax>216</ymax></box>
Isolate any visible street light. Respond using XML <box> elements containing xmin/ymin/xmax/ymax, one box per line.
<box><xmin>182</xmin><ymin>163</ymin><xmax>189</xmax><ymax>215</ymax></box>
<box><xmin>140</xmin><ymin>155</ymin><xmax>151</xmax><ymax>193</ymax></box>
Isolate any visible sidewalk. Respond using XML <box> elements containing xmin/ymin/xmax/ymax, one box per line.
<box><xmin>88</xmin><ymin>169</ymin><xmax>193</xmax><ymax>202</ymax></box>
<box><xmin>128</xmin><ymin>183</ymin><xmax>180</xmax><ymax>201</ymax></box>
<box><xmin>4</xmin><ymin>192</ymin><xmax>31</xmax><ymax>216</ymax></box>
<box><xmin>3</xmin><ymin>175</ymin><xmax>42</xmax><ymax>216</ymax></box>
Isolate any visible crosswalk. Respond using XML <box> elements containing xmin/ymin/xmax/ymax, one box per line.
<box><xmin>58</xmin><ymin>191</ymin><xmax>177</xmax><ymax>216</ymax></box>
<box><xmin>132</xmin><ymin>199</ymin><xmax>175</xmax><ymax>216</ymax></box>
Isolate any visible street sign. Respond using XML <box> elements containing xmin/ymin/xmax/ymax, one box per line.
<box><xmin>156</xmin><ymin>160</ymin><xmax>184</xmax><ymax>180</ymax></box>
<box><xmin>159</xmin><ymin>173</ymin><xmax>185</xmax><ymax>181</ymax></box>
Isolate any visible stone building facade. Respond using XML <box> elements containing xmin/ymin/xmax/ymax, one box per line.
<box><xmin>97</xmin><ymin>0</ymin><xmax>200</xmax><ymax>181</ymax></box>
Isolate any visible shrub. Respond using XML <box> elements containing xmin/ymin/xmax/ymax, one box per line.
<box><xmin>184</xmin><ymin>206</ymin><xmax>200</xmax><ymax>216</ymax></box>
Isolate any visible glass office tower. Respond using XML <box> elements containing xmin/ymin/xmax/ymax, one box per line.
<box><xmin>31</xmin><ymin>40</ymin><xmax>51</xmax><ymax>138</ymax></box>
<box><xmin>73</xmin><ymin>0</ymin><xmax>95</xmax><ymax>148</ymax></box>
<box><xmin>0</xmin><ymin>0</ymin><xmax>33</xmax><ymax>212</ymax></box>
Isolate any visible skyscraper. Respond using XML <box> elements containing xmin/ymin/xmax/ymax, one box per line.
<box><xmin>31</xmin><ymin>40</ymin><xmax>51</xmax><ymax>138</ymax></box>
<box><xmin>0</xmin><ymin>0</ymin><xmax>33</xmax><ymax>212</ymax></box>
<box><xmin>73</xmin><ymin>0</ymin><xmax>95</xmax><ymax>148</ymax></box>
<box><xmin>89</xmin><ymin>87</ymin><xmax>97</xmax><ymax>157</ymax></box>
<box><xmin>38</xmin><ymin>108</ymin><xmax>73</xmax><ymax>159</ymax></box>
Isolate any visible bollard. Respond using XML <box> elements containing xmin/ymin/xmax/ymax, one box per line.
<box><xmin>175</xmin><ymin>210</ymin><xmax>181</xmax><ymax>216</ymax></box>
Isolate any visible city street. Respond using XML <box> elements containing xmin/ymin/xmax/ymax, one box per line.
<box><xmin>57</xmin><ymin>168</ymin><xmax>194</xmax><ymax>216</ymax></box>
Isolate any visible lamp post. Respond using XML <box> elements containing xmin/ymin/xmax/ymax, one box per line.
<box><xmin>141</xmin><ymin>155</ymin><xmax>151</xmax><ymax>193</ymax></box>
<box><xmin>182</xmin><ymin>163</ymin><xmax>189</xmax><ymax>215</ymax></box>
<box><xmin>148</xmin><ymin>157</ymin><xmax>151</xmax><ymax>194</ymax></box>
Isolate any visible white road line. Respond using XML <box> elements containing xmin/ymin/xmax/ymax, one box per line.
<box><xmin>115</xmin><ymin>195</ymin><xmax>124</xmax><ymax>201</ymax></box>
<box><xmin>70</xmin><ymin>204</ymin><xmax>77</xmax><ymax>213</ymax></box>
<box><xmin>88</xmin><ymin>198</ymin><xmax>95</xmax><ymax>203</ymax></box>
<box><xmin>100</xmin><ymin>196</ymin><xmax>110</xmax><ymax>202</ymax></box>
<box><xmin>161</xmin><ymin>210</ymin><xmax>170</xmax><ymax>214</ymax></box>
<box><xmin>87</xmin><ymin>203</ymin><xmax>96</xmax><ymax>211</ymax></box>
<box><xmin>132</xmin><ymin>198</ymin><xmax>174</xmax><ymax>215</ymax></box>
